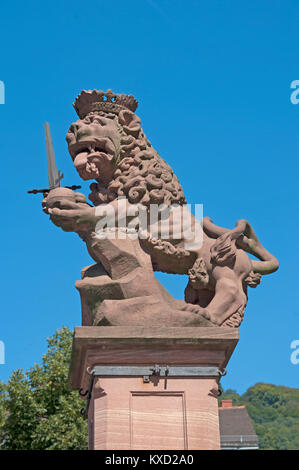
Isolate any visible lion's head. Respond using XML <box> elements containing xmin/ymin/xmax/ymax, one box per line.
<box><xmin>66</xmin><ymin>89</ymin><xmax>186</xmax><ymax>209</ymax></box>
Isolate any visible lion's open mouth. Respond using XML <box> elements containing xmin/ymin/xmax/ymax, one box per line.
<box><xmin>72</xmin><ymin>138</ymin><xmax>116</xmax><ymax>182</ymax></box>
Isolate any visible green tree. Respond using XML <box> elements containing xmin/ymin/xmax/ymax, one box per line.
<box><xmin>0</xmin><ymin>327</ymin><xmax>88</xmax><ymax>450</ymax></box>
<box><xmin>0</xmin><ymin>381</ymin><xmax>7</xmax><ymax>430</ymax></box>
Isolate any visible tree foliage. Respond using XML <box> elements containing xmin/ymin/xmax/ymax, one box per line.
<box><xmin>0</xmin><ymin>327</ymin><xmax>88</xmax><ymax>450</ymax></box>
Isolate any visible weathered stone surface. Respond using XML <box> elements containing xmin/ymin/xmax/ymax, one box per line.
<box><xmin>91</xmin><ymin>376</ymin><xmax>220</xmax><ymax>450</ymax></box>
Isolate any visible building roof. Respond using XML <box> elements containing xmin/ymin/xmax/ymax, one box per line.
<box><xmin>219</xmin><ymin>400</ymin><xmax>259</xmax><ymax>449</ymax></box>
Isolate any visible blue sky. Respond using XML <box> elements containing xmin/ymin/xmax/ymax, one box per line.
<box><xmin>0</xmin><ymin>0</ymin><xmax>298</xmax><ymax>393</ymax></box>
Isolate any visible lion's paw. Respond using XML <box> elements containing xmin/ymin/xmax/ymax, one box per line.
<box><xmin>182</xmin><ymin>303</ymin><xmax>209</xmax><ymax>317</ymax></box>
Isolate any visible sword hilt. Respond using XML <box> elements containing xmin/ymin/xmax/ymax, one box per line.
<box><xmin>27</xmin><ymin>184</ymin><xmax>81</xmax><ymax>195</ymax></box>
<box><xmin>65</xmin><ymin>185</ymin><xmax>82</xmax><ymax>191</ymax></box>
<box><xmin>27</xmin><ymin>188</ymin><xmax>50</xmax><ymax>195</ymax></box>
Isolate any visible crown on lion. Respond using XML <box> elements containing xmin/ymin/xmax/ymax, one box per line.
<box><xmin>73</xmin><ymin>89</ymin><xmax>138</xmax><ymax>119</ymax></box>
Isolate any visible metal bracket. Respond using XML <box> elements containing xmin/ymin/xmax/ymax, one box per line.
<box><xmin>91</xmin><ymin>364</ymin><xmax>222</xmax><ymax>379</ymax></box>
<box><xmin>79</xmin><ymin>368</ymin><xmax>95</xmax><ymax>417</ymax></box>
<box><xmin>143</xmin><ymin>363</ymin><xmax>168</xmax><ymax>383</ymax></box>
<box><xmin>79</xmin><ymin>365</ymin><xmax>227</xmax><ymax>415</ymax></box>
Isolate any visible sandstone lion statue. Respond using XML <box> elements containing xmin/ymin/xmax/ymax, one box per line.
<box><xmin>43</xmin><ymin>89</ymin><xmax>278</xmax><ymax>328</ymax></box>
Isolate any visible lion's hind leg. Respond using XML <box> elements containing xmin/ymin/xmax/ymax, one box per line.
<box><xmin>182</xmin><ymin>257</ymin><xmax>214</xmax><ymax>315</ymax></box>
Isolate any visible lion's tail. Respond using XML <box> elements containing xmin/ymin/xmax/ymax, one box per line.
<box><xmin>207</xmin><ymin>218</ymin><xmax>279</xmax><ymax>275</ymax></box>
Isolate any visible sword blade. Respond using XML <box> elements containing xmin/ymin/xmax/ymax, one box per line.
<box><xmin>44</xmin><ymin>122</ymin><xmax>62</xmax><ymax>189</ymax></box>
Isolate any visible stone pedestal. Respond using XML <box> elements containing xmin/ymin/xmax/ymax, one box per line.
<box><xmin>69</xmin><ymin>326</ymin><xmax>238</xmax><ymax>450</ymax></box>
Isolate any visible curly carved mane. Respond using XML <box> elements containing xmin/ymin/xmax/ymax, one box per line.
<box><xmin>81</xmin><ymin>112</ymin><xmax>187</xmax><ymax>208</ymax></box>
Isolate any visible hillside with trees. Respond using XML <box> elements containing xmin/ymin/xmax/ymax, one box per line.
<box><xmin>219</xmin><ymin>383</ymin><xmax>299</xmax><ymax>449</ymax></box>
<box><xmin>0</xmin><ymin>327</ymin><xmax>298</xmax><ymax>450</ymax></box>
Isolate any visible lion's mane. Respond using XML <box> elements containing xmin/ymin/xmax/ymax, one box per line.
<box><xmin>75</xmin><ymin>112</ymin><xmax>187</xmax><ymax>208</ymax></box>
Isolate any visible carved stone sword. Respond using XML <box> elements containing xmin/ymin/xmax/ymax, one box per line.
<box><xmin>28</xmin><ymin>122</ymin><xmax>81</xmax><ymax>195</ymax></box>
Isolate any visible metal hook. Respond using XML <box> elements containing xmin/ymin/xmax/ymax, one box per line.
<box><xmin>219</xmin><ymin>368</ymin><xmax>227</xmax><ymax>377</ymax></box>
